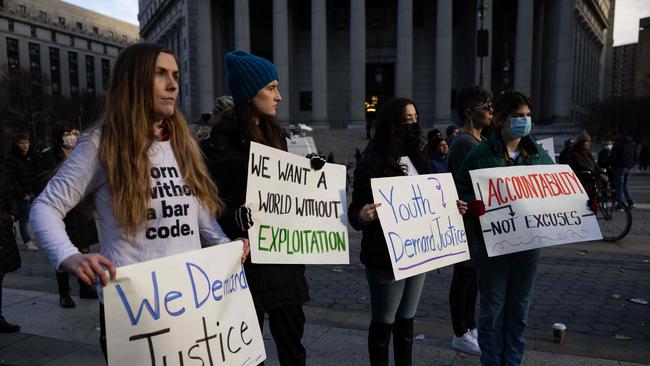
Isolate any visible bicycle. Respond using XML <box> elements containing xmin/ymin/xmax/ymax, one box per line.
<box><xmin>577</xmin><ymin>171</ymin><xmax>632</xmax><ymax>242</ymax></box>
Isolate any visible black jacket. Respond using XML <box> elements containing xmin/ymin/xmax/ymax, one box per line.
<box><xmin>611</xmin><ymin>135</ymin><xmax>635</xmax><ymax>169</ymax></box>
<box><xmin>201</xmin><ymin>116</ymin><xmax>309</xmax><ymax>310</ymax></box>
<box><xmin>0</xmin><ymin>155</ymin><xmax>21</xmax><ymax>274</ymax></box>
<box><xmin>7</xmin><ymin>148</ymin><xmax>38</xmax><ymax>198</ymax></box>
<box><xmin>348</xmin><ymin>148</ymin><xmax>429</xmax><ymax>271</ymax></box>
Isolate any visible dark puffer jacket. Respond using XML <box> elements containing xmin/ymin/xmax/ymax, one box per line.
<box><xmin>0</xmin><ymin>155</ymin><xmax>21</xmax><ymax>274</ymax></box>
<box><xmin>201</xmin><ymin>115</ymin><xmax>309</xmax><ymax>310</ymax></box>
<box><xmin>611</xmin><ymin>135</ymin><xmax>635</xmax><ymax>170</ymax></box>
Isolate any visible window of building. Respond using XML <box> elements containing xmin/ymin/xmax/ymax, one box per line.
<box><xmin>19</xmin><ymin>5</ymin><xmax>26</xmax><ymax>15</ymax></box>
<box><xmin>101</xmin><ymin>58</ymin><xmax>110</xmax><ymax>90</ymax></box>
<box><xmin>30</xmin><ymin>25</ymin><xmax>37</xmax><ymax>37</ymax></box>
<box><xmin>70</xmin><ymin>36</ymin><xmax>75</xmax><ymax>46</ymax></box>
<box><xmin>86</xmin><ymin>55</ymin><xmax>95</xmax><ymax>95</ymax></box>
<box><xmin>51</xmin><ymin>30</ymin><xmax>56</xmax><ymax>42</ymax></box>
<box><xmin>68</xmin><ymin>51</ymin><xmax>79</xmax><ymax>98</ymax></box>
<box><xmin>107</xmin><ymin>30</ymin><xmax>113</xmax><ymax>38</ymax></box>
<box><xmin>28</xmin><ymin>43</ymin><xmax>40</xmax><ymax>74</ymax></box>
<box><xmin>92</xmin><ymin>26</ymin><xmax>98</xmax><ymax>34</ymax></box>
<box><xmin>331</xmin><ymin>2</ymin><xmax>347</xmax><ymax>29</ymax></box>
<box><xmin>8</xmin><ymin>19</ymin><xmax>13</xmax><ymax>32</ymax></box>
<box><xmin>122</xmin><ymin>35</ymin><xmax>127</xmax><ymax>42</ymax></box>
<box><xmin>369</xmin><ymin>4</ymin><xmax>384</xmax><ymax>28</ymax></box>
<box><xmin>6</xmin><ymin>37</ymin><xmax>19</xmax><ymax>70</ymax></box>
<box><xmin>87</xmin><ymin>39</ymin><xmax>92</xmax><ymax>50</ymax></box>
<box><xmin>103</xmin><ymin>44</ymin><xmax>107</xmax><ymax>54</ymax></box>
<box><xmin>59</xmin><ymin>16</ymin><xmax>65</xmax><ymax>25</ymax></box>
<box><xmin>76</xmin><ymin>22</ymin><xmax>82</xmax><ymax>30</ymax></box>
<box><xmin>50</xmin><ymin>47</ymin><xmax>61</xmax><ymax>95</ymax></box>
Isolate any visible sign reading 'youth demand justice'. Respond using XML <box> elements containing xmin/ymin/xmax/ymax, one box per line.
<box><xmin>246</xmin><ymin>142</ymin><xmax>349</xmax><ymax>264</ymax></box>
<box><xmin>470</xmin><ymin>165</ymin><xmax>602</xmax><ymax>257</ymax></box>
<box><xmin>104</xmin><ymin>242</ymin><xmax>265</xmax><ymax>366</ymax></box>
<box><xmin>371</xmin><ymin>174</ymin><xmax>471</xmax><ymax>280</ymax></box>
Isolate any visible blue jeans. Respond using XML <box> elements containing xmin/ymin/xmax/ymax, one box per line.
<box><xmin>612</xmin><ymin>168</ymin><xmax>634</xmax><ymax>205</ymax></box>
<box><xmin>473</xmin><ymin>243</ymin><xmax>540</xmax><ymax>366</ymax></box>
<box><xmin>366</xmin><ymin>269</ymin><xmax>426</xmax><ymax>324</ymax></box>
<box><xmin>18</xmin><ymin>199</ymin><xmax>32</xmax><ymax>242</ymax></box>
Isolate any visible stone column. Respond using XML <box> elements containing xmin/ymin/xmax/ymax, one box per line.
<box><xmin>514</xmin><ymin>0</ymin><xmax>534</xmax><ymax>95</ymax></box>
<box><xmin>234</xmin><ymin>0</ymin><xmax>250</xmax><ymax>52</ymax></box>
<box><xmin>349</xmin><ymin>0</ymin><xmax>366</xmax><ymax>125</ymax></box>
<box><xmin>434</xmin><ymin>0</ymin><xmax>453</xmax><ymax>125</ymax></box>
<box><xmin>395</xmin><ymin>0</ymin><xmax>413</xmax><ymax>98</ymax></box>
<box><xmin>312</xmin><ymin>0</ymin><xmax>328</xmax><ymax>124</ymax></box>
<box><xmin>553</xmin><ymin>0</ymin><xmax>574</xmax><ymax>125</ymax></box>
<box><xmin>274</xmin><ymin>0</ymin><xmax>290</xmax><ymax>123</ymax></box>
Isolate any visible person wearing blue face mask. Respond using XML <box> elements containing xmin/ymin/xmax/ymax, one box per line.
<box><xmin>454</xmin><ymin>91</ymin><xmax>554</xmax><ymax>366</ymax></box>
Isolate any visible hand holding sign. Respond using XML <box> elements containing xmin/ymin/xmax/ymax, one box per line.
<box><xmin>60</xmin><ymin>253</ymin><xmax>116</xmax><ymax>286</ymax></box>
<box><xmin>359</xmin><ymin>203</ymin><xmax>382</xmax><ymax>223</ymax></box>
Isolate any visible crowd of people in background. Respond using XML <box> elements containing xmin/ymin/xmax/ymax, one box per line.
<box><xmin>0</xmin><ymin>45</ymin><xmax>647</xmax><ymax>366</ymax></box>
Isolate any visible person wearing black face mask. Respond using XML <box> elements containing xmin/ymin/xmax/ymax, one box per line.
<box><xmin>349</xmin><ymin>98</ymin><xmax>468</xmax><ymax>366</ymax></box>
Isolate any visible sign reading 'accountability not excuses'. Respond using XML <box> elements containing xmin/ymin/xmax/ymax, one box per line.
<box><xmin>246</xmin><ymin>142</ymin><xmax>349</xmax><ymax>264</ymax></box>
<box><xmin>470</xmin><ymin>165</ymin><xmax>602</xmax><ymax>257</ymax></box>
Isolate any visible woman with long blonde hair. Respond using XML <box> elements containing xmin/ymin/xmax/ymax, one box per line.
<box><xmin>30</xmin><ymin>43</ymin><xmax>248</xmax><ymax>359</ymax></box>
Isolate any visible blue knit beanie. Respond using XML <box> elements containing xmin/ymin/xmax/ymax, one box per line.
<box><xmin>225</xmin><ymin>50</ymin><xmax>279</xmax><ymax>105</ymax></box>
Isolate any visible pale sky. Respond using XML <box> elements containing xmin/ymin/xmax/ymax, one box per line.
<box><xmin>63</xmin><ymin>0</ymin><xmax>649</xmax><ymax>46</ymax></box>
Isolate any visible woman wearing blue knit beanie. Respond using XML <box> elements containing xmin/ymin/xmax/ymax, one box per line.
<box><xmin>201</xmin><ymin>50</ymin><xmax>308</xmax><ymax>366</ymax></box>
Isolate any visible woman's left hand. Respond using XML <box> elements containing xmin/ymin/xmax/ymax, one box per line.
<box><xmin>238</xmin><ymin>237</ymin><xmax>250</xmax><ymax>263</ymax></box>
<box><xmin>456</xmin><ymin>200</ymin><xmax>468</xmax><ymax>215</ymax></box>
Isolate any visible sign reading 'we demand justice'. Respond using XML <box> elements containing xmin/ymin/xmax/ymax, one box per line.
<box><xmin>103</xmin><ymin>242</ymin><xmax>265</xmax><ymax>366</ymax></box>
<box><xmin>246</xmin><ymin>142</ymin><xmax>349</xmax><ymax>264</ymax></box>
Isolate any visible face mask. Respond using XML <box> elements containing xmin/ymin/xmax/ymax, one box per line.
<box><xmin>62</xmin><ymin>135</ymin><xmax>78</xmax><ymax>149</ymax></box>
<box><xmin>507</xmin><ymin>116</ymin><xmax>532</xmax><ymax>138</ymax></box>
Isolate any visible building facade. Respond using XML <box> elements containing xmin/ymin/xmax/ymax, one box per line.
<box><xmin>140</xmin><ymin>0</ymin><xmax>613</xmax><ymax>131</ymax></box>
<box><xmin>611</xmin><ymin>43</ymin><xmax>637</xmax><ymax>98</ymax></box>
<box><xmin>635</xmin><ymin>17</ymin><xmax>650</xmax><ymax>97</ymax></box>
<box><xmin>0</xmin><ymin>0</ymin><xmax>139</xmax><ymax>100</ymax></box>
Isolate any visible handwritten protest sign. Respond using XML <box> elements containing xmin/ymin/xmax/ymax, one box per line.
<box><xmin>371</xmin><ymin>174</ymin><xmax>470</xmax><ymax>280</ymax></box>
<box><xmin>246</xmin><ymin>142</ymin><xmax>349</xmax><ymax>264</ymax></box>
<box><xmin>104</xmin><ymin>242</ymin><xmax>265</xmax><ymax>366</ymax></box>
<box><xmin>536</xmin><ymin>137</ymin><xmax>556</xmax><ymax>163</ymax></box>
<box><xmin>470</xmin><ymin>165</ymin><xmax>602</xmax><ymax>257</ymax></box>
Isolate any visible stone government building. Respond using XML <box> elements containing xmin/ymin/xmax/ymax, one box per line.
<box><xmin>0</xmin><ymin>0</ymin><xmax>139</xmax><ymax>100</ymax></box>
<box><xmin>141</xmin><ymin>0</ymin><xmax>613</xmax><ymax>133</ymax></box>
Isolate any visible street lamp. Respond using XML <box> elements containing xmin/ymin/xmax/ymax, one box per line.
<box><xmin>477</xmin><ymin>0</ymin><xmax>489</xmax><ymax>87</ymax></box>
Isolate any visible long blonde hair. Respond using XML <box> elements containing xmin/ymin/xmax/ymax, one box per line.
<box><xmin>98</xmin><ymin>43</ymin><xmax>223</xmax><ymax>238</ymax></box>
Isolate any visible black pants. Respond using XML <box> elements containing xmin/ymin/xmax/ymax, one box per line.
<box><xmin>256</xmin><ymin>303</ymin><xmax>306</xmax><ymax>366</ymax></box>
<box><xmin>99</xmin><ymin>304</ymin><xmax>107</xmax><ymax>361</ymax></box>
<box><xmin>449</xmin><ymin>263</ymin><xmax>478</xmax><ymax>336</ymax></box>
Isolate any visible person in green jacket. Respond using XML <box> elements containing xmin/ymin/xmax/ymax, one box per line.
<box><xmin>455</xmin><ymin>91</ymin><xmax>554</xmax><ymax>366</ymax></box>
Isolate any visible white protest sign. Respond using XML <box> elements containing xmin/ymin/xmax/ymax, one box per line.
<box><xmin>371</xmin><ymin>173</ymin><xmax>471</xmax><ymax>280</ymax></box>
<box><xmin>470</xmin><ymin>165</ymin><xmax>602</xmax><ymax>257</ymax></box>
<box><xmin>537</xmin><ymin>137</ymin><xmax>556</xmax><ymax>163</ymax></box>
<box><xmin>104</xmin><ymin>241</ymin><xmax>265</xmax><ymax>366</ymax></box>
<box><xmin>246</xmin><ymin>142</ymin><xmax>349</xmax><ymax>264</ymax></box>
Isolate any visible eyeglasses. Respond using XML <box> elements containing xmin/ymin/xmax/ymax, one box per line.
<box><xmin>472</xmin><ymin>103</ymin><xmax>493</xmax><ymax>112</ymax></box>
<box><xmin>63</xmin><ymin>129</ymin><xmax>80</xmax><ymax>137</ymax></box>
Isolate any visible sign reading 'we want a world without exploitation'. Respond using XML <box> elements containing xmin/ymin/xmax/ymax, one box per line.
<box><xmin>246</xmin><ymin>142</ymin><xmax>350</xmax><ymax>264</ymax></box>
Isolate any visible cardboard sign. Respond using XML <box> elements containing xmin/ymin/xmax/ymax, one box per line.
<box><xmin>104</xmin><ymin>241</ymin><xmax>266</xmax><ymax>366</ymax></box>
<box><xmin>537</xmin><ymin>137</ymin><xmax>556</xmax><ymax>163</ymax></box>
<box><xmin>470</xmin><ymin>165</ymin><xmax>602</xmax><ymax>257</ymax></box>
<box><xmin>371</xmin><ymin>173</ymin><xmax>471</xmax><ymax>280</ymax></box>
<box><xmin>246</xmin><ymin>142</ymin><xmax>349</xmax><ymax>264</ymax></box>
